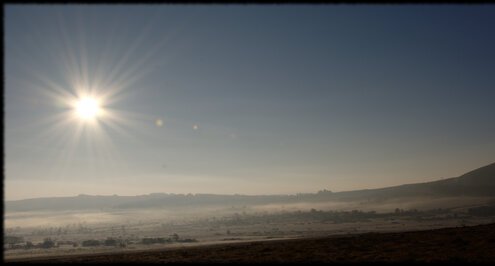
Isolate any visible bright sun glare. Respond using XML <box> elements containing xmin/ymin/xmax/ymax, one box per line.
<box><xmin>75</xmin><ymin>97</ymin><xmax>101</xmax><ymax>119</ymax></box>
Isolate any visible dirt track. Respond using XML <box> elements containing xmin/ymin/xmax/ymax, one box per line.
<box><xmin>6</xmin><ymin>223</ymin><xmax>495</xmax><ymax>263</ymax></box>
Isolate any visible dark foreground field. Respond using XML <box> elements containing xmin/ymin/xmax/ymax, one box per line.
<box><xmin>7</xmin><ymin>223</ymin><xmax>495</xmax><ymax>263</ymax></box>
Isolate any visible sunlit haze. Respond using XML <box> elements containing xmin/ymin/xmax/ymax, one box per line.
<box><xmin>5</xmin><ymin>5</ymin><xmax>495</xmax><ymax>201</ymax></box>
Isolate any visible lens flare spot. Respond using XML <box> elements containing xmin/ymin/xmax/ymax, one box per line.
<box><xmin>155</xmin><ymin>119</ymin><xmax>163</xmax><ymax>127</ymax></box>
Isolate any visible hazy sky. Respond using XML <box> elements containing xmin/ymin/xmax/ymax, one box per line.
<box><xmin>5</xmin><ymin>5</ymin><xmax>495</xmax><ymax>200</ymax></box>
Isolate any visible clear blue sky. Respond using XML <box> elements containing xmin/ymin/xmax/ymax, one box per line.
<box><xmin>5</xmin><ymin>5</ymin><xmax>495</xmax><ymax>200</ymax></box>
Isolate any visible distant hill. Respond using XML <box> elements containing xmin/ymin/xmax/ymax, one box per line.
<box><xmin>329</xmin><ymin>161</ymin><xmax>495</xmax><ymax>201</ymax></box>
<box><xmin>6</xmin><ymin>162</ymin><xmax>495</xmax><ymax>212</ymax></box>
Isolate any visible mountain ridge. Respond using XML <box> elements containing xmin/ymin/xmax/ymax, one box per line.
<box><xmin>6</xmin><ymin>162</ymin><xmax>495</xmax><ymax>212</ymax></box>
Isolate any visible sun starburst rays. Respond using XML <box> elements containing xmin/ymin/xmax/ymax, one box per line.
<box><xmin>12</xmin><ymin>11</ymin><xmax>174</xmax><ymax>182</ymax></box>
<box><xmin>26</xmin><ymin>68</ymin><xmax>139</xmax><ymax>181</ymax></box>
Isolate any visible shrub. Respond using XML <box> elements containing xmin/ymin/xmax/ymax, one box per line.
<box><xmin>5</xmin><ymin>236</ymin><xmax>24</xmax><ymax>245</ymax></box>
<box><xmin>82</xmin><ymin>239</ymin><xmax>101</xmax><ymax>247</ymax></box>
<box><xmin>25</xmin><ymin>241</ymin><xmax>34</xmax><ymax>249</ymax></box>
<box><xmin>41</xmin><ymin>238</ymin><xmax>55</xmax><ymax>249</ymax></box>
<box><xmin>104</xmin><ymin>238</ymin><xmax>118</xmax><ymax>246</ymax></box>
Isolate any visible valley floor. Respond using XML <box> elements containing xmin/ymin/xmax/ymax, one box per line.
<box><xmin>6</xmin><ymin>222</ymin><xmax>495</xmax><ymax>263</ymax></box>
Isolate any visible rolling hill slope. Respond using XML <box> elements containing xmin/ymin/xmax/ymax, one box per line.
<box><xmin>329</xmin><ymin>162</ymin><xmax>495</xmax><ymax>201</ymax></box>
<box><xmin>6</xmin><ymin>162</ymin><xmax>495</xmax><ymax>212</ymax></box>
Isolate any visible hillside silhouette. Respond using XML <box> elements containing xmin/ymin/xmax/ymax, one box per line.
<box><xmin>6</xmin><ymin>162</ymin><xmax>495</xmax><ymax>212</ymax></box>
<box><xmin>328</xmin><ymin>162</ymin><xmax>495</xmax><ymax>201</ymax></box>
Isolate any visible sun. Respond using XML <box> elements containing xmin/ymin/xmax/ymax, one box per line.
<box><xmin>75</xmin><ymin>97</ymin><xmax>101</xmax><ymax>120</ymax></box>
